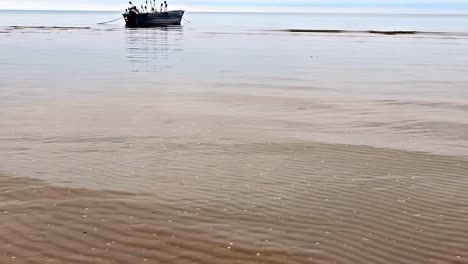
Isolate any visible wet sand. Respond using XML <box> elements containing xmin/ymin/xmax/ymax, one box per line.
<box><xmin>1</xmin><ymin>89</ymin><xmax>468</xmax><ymax>263</ymax></box>
<box><xmin>1</xmin><ymin>143</ymin><xmax>468</xmax><ymax>263</ymax></box>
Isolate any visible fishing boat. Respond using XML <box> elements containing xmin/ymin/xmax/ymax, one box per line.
<box><xmin>123</xmin><ymin>10</ymin><xmax>185</xmax><ymax>27</ymax></box>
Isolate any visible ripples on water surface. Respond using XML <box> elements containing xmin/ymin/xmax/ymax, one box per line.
<box><xmin>1</xmin><ymin>10</ymin><xmax>468</xmax><ymax>264</ymax></box>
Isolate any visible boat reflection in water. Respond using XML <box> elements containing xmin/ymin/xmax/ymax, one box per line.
<box><xmin>125</xmin><ymin>26</ymin><xmax>184</xmax><ymax>73</ymax></box>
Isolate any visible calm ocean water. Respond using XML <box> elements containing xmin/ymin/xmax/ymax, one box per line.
<box><xmin>1</xmin><ymin>10</ymin><xmax>468</xmax><ymax>264</ymax></box>
<box><xmin>1</xmin><ymin>9</ymin><xmax>467</xmax><ymax>179</ymax></box>
<box><xmin>1</xmin><ymin>10</ymin><xmax>468</xmax><ymax>154</ymax></box>
<box><xmin>1</xmin><ymin>11</ymin><xmax>468</xmax><ymax>95</ymax></box>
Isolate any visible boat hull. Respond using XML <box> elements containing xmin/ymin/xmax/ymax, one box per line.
<box><xmin>123</xmin><ymin>10</ymin><xmax>185</xmax><ymax>27</ymax></box>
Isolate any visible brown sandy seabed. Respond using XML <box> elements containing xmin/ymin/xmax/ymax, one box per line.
<box><xmin>1</xmin><ymin>89</ymin><xmax>468</xmax><ymax>263</ymax></box>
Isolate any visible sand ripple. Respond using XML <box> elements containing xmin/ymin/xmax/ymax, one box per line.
<box><xmin>1</xmin><ymin>141</ymin><xmax>468</xmax><ymax>263</ymax></box>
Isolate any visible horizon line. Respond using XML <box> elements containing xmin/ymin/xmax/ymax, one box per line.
<box><xmin>1</xmin><ymin>9</ymin><xmax>468</xmax><ymax>15</ymax></box>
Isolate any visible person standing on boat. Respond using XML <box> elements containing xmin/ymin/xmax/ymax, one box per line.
<box><xmin>164</xmin><ymin>1</ymin><xmax>168</xmax><ymax>12</ymax></box>
<box><xmin>160</xmin><ymin>3</ymin><xmax>163</xmax><ymax>13</ymax></box>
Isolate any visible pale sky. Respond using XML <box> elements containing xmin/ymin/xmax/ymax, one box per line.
<box><xmin>1</xmin><ymin>0</ymin><xmax>468</xmax><ymax>13</ymax></box>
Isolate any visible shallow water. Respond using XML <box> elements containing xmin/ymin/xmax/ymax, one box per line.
<box><xmin>1</xmin><ymin>10</ymin><xmax>468</xmax><ymax>264</ymax></box>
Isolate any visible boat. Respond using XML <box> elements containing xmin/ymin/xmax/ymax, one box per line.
<box><xmin>123</xmin><ymin>10</ymin><xmax>185</xmax><ymax>27</ymax></box>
